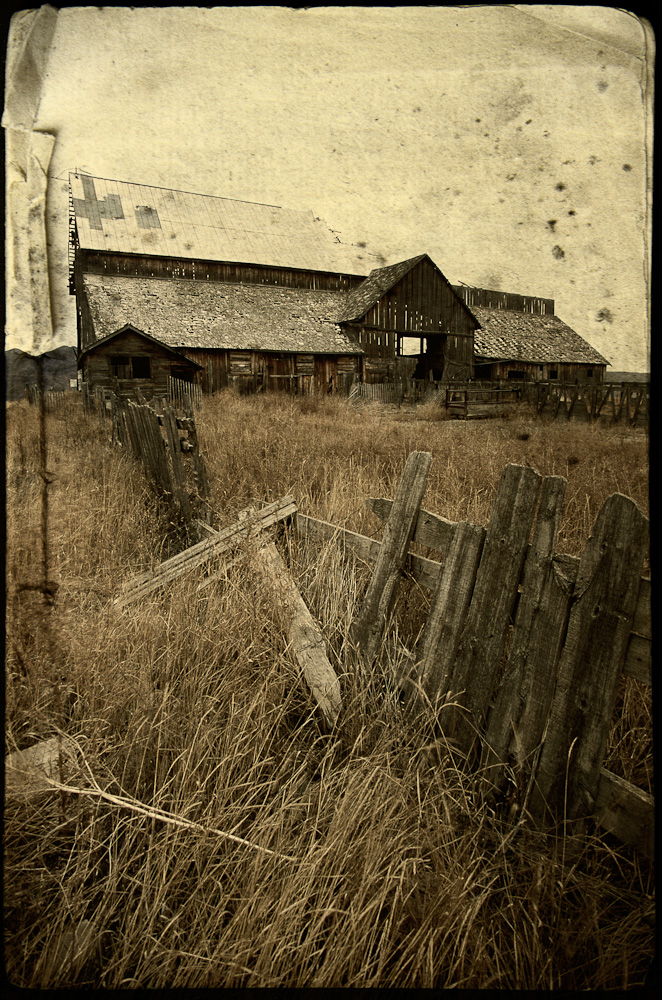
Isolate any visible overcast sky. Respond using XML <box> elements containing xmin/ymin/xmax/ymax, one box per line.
<box><xmin>8</xmin><ymin>5</ymin><xmax>653</xmax><ymax>371</ymax></box>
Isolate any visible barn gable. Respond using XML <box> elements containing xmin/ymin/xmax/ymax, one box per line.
<box><xmin>340</xmin><ymin>254</ymin><xmax>478</xmax><ymax>333</ymax></box>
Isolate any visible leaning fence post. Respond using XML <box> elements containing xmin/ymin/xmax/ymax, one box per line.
<box><xmin>351</xmin><ymin>451</ymin><xmax>432</xmax><ymax>664</ymax></box>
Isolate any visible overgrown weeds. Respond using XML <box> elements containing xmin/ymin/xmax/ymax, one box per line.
<box><xmin>4</xmin><ymin>392</ymin><xmax>653</xmax><ymax>989</ymax></box>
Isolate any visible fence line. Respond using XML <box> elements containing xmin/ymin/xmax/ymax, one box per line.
<box><xmin>25</xmin><ymin>385</ymin><xmax>75</xmax><ymax>411</ymax></box>
<box><xmin>523</xmin><ymin>381</ymin><xmax>649</xmax><ymax>427</ymax></box>
<box><xmin>293</xmin><ymin>456</ymin><xmax>652</xmax><ymax>857</ymax></box>
<box><xmin>167</xmin><ymin>376</ymin><xmax>202</xmax><ymax>410</ymax></box>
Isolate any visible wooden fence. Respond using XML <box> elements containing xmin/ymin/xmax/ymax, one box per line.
<box><xmin>81</xmin><ymin>384</ymin><xmax>211</xmax><ymax>530</ymax></box>
<box><xmin>167</xmin><ymin>375</ymin><xmax>203</xmax><ymax>411</ymax></box>
<box><xmin>116</xmin><ymin>449</ymin><xmax>651</xmax><ymax>856</ymax></box>
<box><xmin>523</xmin><ymin>381</ymin><xmax>649</xmax><ymax>427</ymax></box>
<box><xmin>25</xmin><ymin>385</ymin><xmax>74</xmax><ymax>411</ymax></box>
<box><xmin>294</xmin><ymin>454</ymin><xmax>653</xmax><ymax>857</ymax></box>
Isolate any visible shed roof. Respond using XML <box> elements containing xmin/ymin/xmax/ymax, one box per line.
<box><xmin>71</xmin><ymin>173</ymin><xmax>378</xmax><ymax>276</ymax></box>
<box><xmin>472</xmin><ymin>307</ymin><xmax>609</xmax><ymax>366</ymax></box>
<box><xmin>82</xmin><ymin>274</ymin><xmax>362</xmax><ymax>355</ymax></box>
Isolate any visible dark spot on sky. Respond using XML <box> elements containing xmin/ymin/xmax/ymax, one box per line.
<box><xmin>589</xmin><ymin>155</ymin><xmax>600</xmax><ymax>165</ymax></box>
<box><xmin>552</xmin><ymin>246</ymin><xmax>565</xmax><ymax>260</ymax></box>
<box><xmin>525</xmin><ymin>119</ymin><xmax>532</xmax><ymax>124</ymax></box>
<box><xmin>622</xmin><ymin>163</ymin><xmax>632</xmax><ymax>172</ymax></box>
<box><xmin>568</xmin><ymin>210</ymin><xmax>576</xmax><ymax>216</ymax></box>
<box><xmin>547</xmin><ymin>220</ymin><xmax>557</xmax><ymax>231</ymax></box>
<box><xmin>357</xmin><ymin>241</ymin><xmax>367</xmax><ymax>248</ymax></box>
<box><xmin>555</xmin><ymin>182</ymin><xmax>566</xmax><ymax>191</ymax></box>
<box><xmin>475</xmin><ymin>118</ymin><xmax>481</xmax><ymax>122</ymax></box>
<box><xmin>596</xmin><ymin>308</ymin><xmax>613</xmax><ymax>323</ymax></box>
<box><xmin>413</xmin><ymin>106</ymin><xmax>421</xmax><ymax>113</ymax></box>
<box><xmin>597</xmin><ymin>80</ymin><xmax>608</xmax><ymax>92</ymax></box>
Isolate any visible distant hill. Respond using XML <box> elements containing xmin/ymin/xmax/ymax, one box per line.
<box><xmin>5</xmin><ymin>346</ymin><xmax>78</xmax><ymax>401</ymax></box>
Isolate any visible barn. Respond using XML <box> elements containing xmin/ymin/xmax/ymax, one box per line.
<box><xmin>452</xmin><ymin>286</ymin><xmax>609</xmax><ymax>382</ymax></box>
<box><xmin>69</xmin><ymin>173</ymin><xmax>478</xmax><ymax>396</ymax></box>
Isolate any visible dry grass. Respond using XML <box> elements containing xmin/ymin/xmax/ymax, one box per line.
<box><xmin>4</xmin><ymin>392</ymin><xmax>653</xmax><ymax>989</ymax></box>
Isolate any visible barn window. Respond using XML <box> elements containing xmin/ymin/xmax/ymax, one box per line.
<box><xmin>549</xmin><ymin>369</ymin><xmax>559</xmax><ymax>380</ymax></box>
<box><xmin>111</xmin><ymin>355</ymin><xmax>131</xmax><ymax>378</ymax></box>
<box><xmin>132</xmin><ymin>356</ymin><xmax>151</xmax><ymax>379</ymax></box>
<box><xmin>586</xmin><ymin>368</ymin><xmax>593</xmax><ymax>378</ymax></box>
<box><xmin>110</xmin><ymin>355</ymin><xmax>151</xmax><ymax>379</ymax></box>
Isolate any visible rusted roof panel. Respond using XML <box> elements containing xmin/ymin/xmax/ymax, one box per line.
<box><xmin>82</xmin><ymin>274</ymin><xmax>362</xmax><ymax>355</ymax></box>
<box><xmin>472</xmin><ymin>307</ymin><xmax>609</xmax><ymax>365</ymax></box>
<box><xmin>71</xmin><ymin>173</ymin><xmax>377</xmax><ymax>276</ymax></box>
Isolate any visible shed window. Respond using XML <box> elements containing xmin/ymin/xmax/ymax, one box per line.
<box><xmin>586</xmin><ymin>368</ymin><xmax>593</xmax><ymax>378</ymax></box>
<box><xmin>549</xmin><ymin>369</ymin><xmax>559</xmax><ymax>380</ymax></box>
<box><xmin>111</xmin><ymin>355</ymin><xmax>151</xmax><ymax>379</ymax></box>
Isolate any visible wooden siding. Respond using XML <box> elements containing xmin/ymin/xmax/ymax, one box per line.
<box><xmin>179</xmin><ymin>347</ymin><xmax>359</xmax><ymax>395</ymax></box>
<box><xmin>77</xmin><ymin>249</ymin><xmax>365</xmax><ymax>292</ymax></box>
<box><xmin>81</xmin><ymin>330</ymin><xmax>198</xmax><ymax>399</ymax></box>
<box><xmin>453</xmin><ymin>285</ymin><xmax>555</xmax><ymax>316</ymax></box>
<box><xmin>360</xmin><ymin>257</ymin><xmax>477</xmax><ymax>335</ymax></box>
<box><xmin>475</xmin><ymin>360</ymin><xmax>606</xmax><ymax>382</ymax></box>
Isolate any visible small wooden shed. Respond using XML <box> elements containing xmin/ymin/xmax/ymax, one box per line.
<box><xmin>78</xmin><ymin>324</ymin><xmax>201</xmax><ymax>399</ymax></box>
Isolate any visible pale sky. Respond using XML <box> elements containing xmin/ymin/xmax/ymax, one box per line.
<box><xmin>6</xmin><ymin>5</ymin><xmax>653</xmax><ymax>371</ymax></box>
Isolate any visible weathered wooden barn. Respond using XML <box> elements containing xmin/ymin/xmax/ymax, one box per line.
<box><xmin>69</xmin><ymin>173</ymin><xmax>478</xmax><ymax>395</ymax></box>
<box><xmin>452</xmin><ymin>286</ymin><xmax>609</xmax><ymax>382</ymax></box>
<box><xmin>340</xmin><ymin>255</ymin><xmax>478</xmax><ymax>382</ymax></box>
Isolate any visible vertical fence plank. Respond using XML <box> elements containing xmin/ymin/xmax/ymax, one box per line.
<box><xmin>162</xmin><ymin>407</ymin><xmax>191</xmax><ymax>520</ymax></box>
<box><xmin>530</xmin><ymin>493</ymin><xmax>649</xmax><ymax>827</ymax></box>
<box><xmin>481</xmin><ymin>476</ymin><xmax>575</xmax><ymax>793</ymax></box>
<box><xmin>351</xmin><ymin>451</ymin><xmax>432</xmax><ymax>663</ymax></box>
<box><xmin>414</xmin><ymin>520</ymin><xmax>486</xmax><ymax>701</ymax></box>
<box><xmin>440</xmin><ymin>464</ymin><xmax>543</xmax><ymax>757</ymax></box>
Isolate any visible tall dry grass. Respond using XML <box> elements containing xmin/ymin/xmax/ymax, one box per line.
<box><xmin>4</xmin><ymin>392</ymin><xmax>653</xmax><ymax>989</ymax></box>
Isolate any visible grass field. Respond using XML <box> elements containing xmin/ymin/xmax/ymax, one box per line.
<box><xmin>4</xmin><ymin>391</ymin><xmax>653</xmax><ymax>989</ymax></box>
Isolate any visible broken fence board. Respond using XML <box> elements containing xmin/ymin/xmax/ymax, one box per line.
<box><xmin>117</xmin><ymin>497</ymin><xmax>297</xmax><ymax>606</ymax></box>
<box><xmin>441</xmin><ymin>464</ymin><xmax>543</xmax><ymax>756</ymax></box>
<box><xmin>594</xmin><ymin>767</ymin><xmax>655</xmax><ymax>860</ymax></box>
<box><xmin>256</xmin><ymin>541</ymin><xmax>342</xmax><ymax>729</ymax></box>
<box><xmin>351</xmin><ymin>451</ymin><xmax>433</xmax><ymax>663</ymax></box>
<box><xmin>530</xmin><ymin>493</ymin><xmax>650</xmax><ymax>826</ymax></box>
<box><xmin>482</xmin><ymin>476</ymin><xmax>573</xmax><ymax>793</ymax></box>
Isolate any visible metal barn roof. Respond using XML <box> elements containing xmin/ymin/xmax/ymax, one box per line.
<box><xmin>472</xmin><ymin>307</ymin><xmax>609</xmax><ymax>366</ymax></box>
<box><xmin>82</xmin><ymin>274</ymin><xmax>362</xmax><ymax>355</ymax></box>
<box><xmin>70</xmin><ymin>173</ymin><xmax>378</xmax><ymax>276</ymax></box>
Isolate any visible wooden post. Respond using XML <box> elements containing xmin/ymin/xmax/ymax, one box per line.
<box><xmin>351</xmin><ymin>451</ymin><xmax>432</xmax><ymax>663</ymax></box>
<box><xmin>530</xmin><ymin>493</ymin><xmax>649</xmax><ymax>828</ymax></box>
<box><xmin>256</xmin><ymin>541</ymin><xmax>342</xmax><ymax>729</ymax></box>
